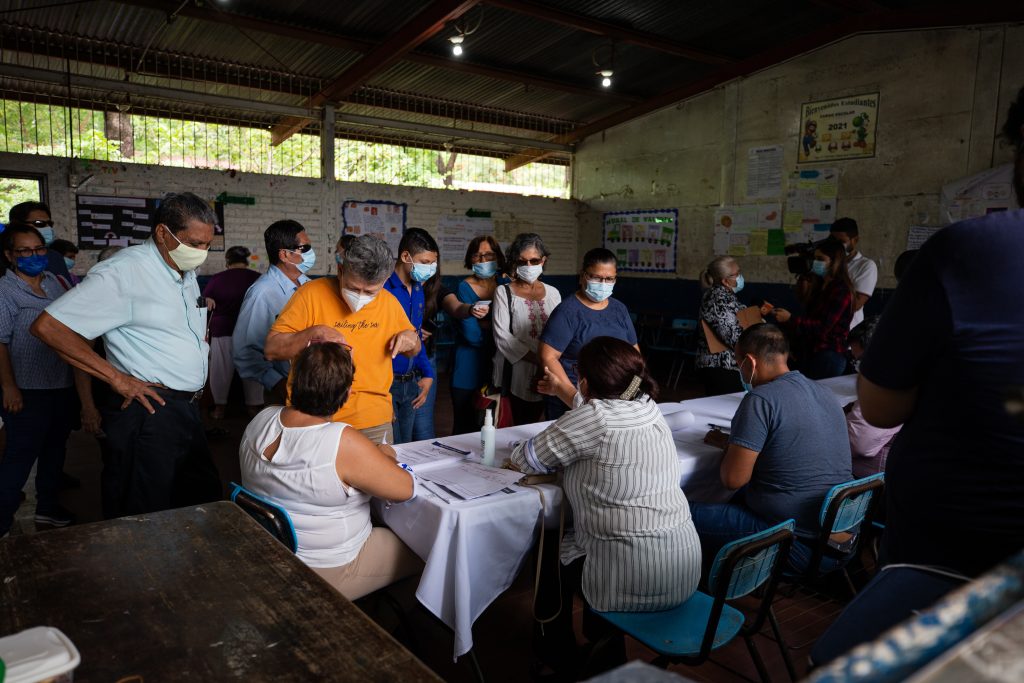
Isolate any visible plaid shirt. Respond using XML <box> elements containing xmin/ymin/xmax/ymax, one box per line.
<box><xmin>790</xmin><ymin>278</ymin><xmax>852</xmax><ymax>354</ymax></box>
<box><xmin>0</xmin><ymin>270</ymin><xmax>73</xmax><ymax>390</ymax></box>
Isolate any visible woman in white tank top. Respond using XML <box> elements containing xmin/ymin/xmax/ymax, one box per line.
<box><xmin>239</xmin><ymin>342</ymin><xmax>422</xmax><ymax>600</ymax></box>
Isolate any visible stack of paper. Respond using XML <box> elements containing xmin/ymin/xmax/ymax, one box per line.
<box><xmin>396</xmin><ymin>441</ymin><xmax>473</xmax><ymax>473</ymax></box>
<box><xmin>419</xmin><ymin>462</ymin><xmax>525</xmax><ymax>502</ymax></box>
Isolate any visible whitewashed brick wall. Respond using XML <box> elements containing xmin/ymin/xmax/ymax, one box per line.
<box><xmin>0</xmin><ymin>152</ymin><xmax>580</xmax><ymax>278</ymax></box>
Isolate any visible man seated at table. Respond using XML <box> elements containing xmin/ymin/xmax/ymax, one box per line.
<box><xmin>265</xmin><ymin>235</ymin><xmax>421</xmax><ymax>444</ymax></box>
<box><xmin>690</xmin><ymin>323</ymin><xmax>852</xmax><ymax>573</ymax></box>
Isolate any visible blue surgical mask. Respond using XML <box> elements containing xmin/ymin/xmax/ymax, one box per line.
<box><xmin>737</xmin><ymin>357</ymin><xmax>755</xmax><ymax>393</ymax></box>
<box><xmin>811</xmin><ymin>260</ymin><xmax>828</xmax><ymax>277</ymax></box>
<box><xmin>732</xmin><ymin>274</ymin><xmax>745</xmax><ymax>293</ymax></box>
<box><xmin>411</xmin><ymin>261</ymin><xmax>437</xmax><ymax>283</ymax></box>
<box><xmin>296</xmin><ymin>248</ymin><xmax>316</xmax><ymax>274</ymax></box>
<box><xmin>584</xmin><ymin>280</ymin><xmax>614</xmax><ymax>303</ymax></box>
<box><xmin>16</xmin><ymin>254</ymin><xmax>49</xmax><ymax>277</ymax></box>
<box><xmin>37</xmin><ymin>227</ymin><xmax>55</xmax><ymax>246</ymax></box>
<box><xmin>335</xmin><ymin>253</ymin><xmax>344</xmax><ymax>266</ymax></box>
<box><xmin>63</xmin><ymin>256</ymin><xmax>76</xmax><ymax>271</ymax></box>
<box><xmin>472</xmin><ymin>261</ymin><xmax>497</xmax><ymax>279</ymax></box>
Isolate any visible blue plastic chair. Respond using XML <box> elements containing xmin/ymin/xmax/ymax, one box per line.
<box><xmin>229</xmin><ymin>482</ymin><xmax>298</xmax><ymax>553</ymax></box>
<box><xmin>590</xmin><ymin>520</ymin><xmax>795</xmax><ymax>682</ymax></box>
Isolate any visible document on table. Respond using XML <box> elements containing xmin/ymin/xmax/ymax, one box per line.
<box><xmin>396</xmin><ymin>441</ymin><xmax>473</xmax><ymax>473</ymax></box>
<box><xmin>419</xmin><ymin>462</ymin><xmax>525</xmax><ymax>502</ymax></box>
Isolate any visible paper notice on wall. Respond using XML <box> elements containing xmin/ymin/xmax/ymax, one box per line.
<box><xmin>713</xmin><ymin>204</ymin><xmax>781</xmax><ymax>256</ymax></box>
<box><xmin>906</xmin><ymin>226</ymin><xmax>941</xmax><ymax>250</ymax></box>
<box><xmin>603</xmin><ymin>209</ymin><xmax>678</xmax><ymax>272</ymax></box>
<box><xmin>782</xmin><ymin>168</ymin><xmax>838</xmax><ymax>244</ymax></box>
<box><xmin>746</xmin><ymin>145</ymin><xmax>784</xmax><ymax>199</ymax></box>
<box><xmin>435</xmin><ymin>213</ymin><xmax>494</xmax><ymax>256</ymax></box>
<box><xmin>940</xmin><ymin>163</ymin><xmax>1018</xmax><ymax>224</ymax></box>
<box><xmin>342</xmin><ymin>200</ymin><xmax>407</xmax><ymax>255</ymax></box>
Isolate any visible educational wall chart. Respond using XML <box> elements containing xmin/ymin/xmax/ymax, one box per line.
<box><xmin>341</xmin><ymin>200</ymin><xmax>407</xmax><ymax>255</ymax></box>
<box><xmin>435</xmin><ymin>212</ymin><xmax>494</xmax><ymax>256</ymax></box>
<box><xmin>76</xmin><ymin>195</ymin><xmax>225</xmax><ymax>250</ymax></box>
<box><xmin>798</xmin><ymin>93</ymin><xmax>879</xmax><ymax>163</ymax></box>
<box><xmin>783</xmin><ymin>168</ymin><xmax>839</xmax><ymax>245</ymax></box>
<box><xmin>713</xmin><ymin>204</ymin><xmax>784</xmax><ymax>256</ymax></box>
<box><xmin>602</xmin><ymin>209</ymin><xmax>678</xmax><ymax>273</ymax></box>
<box><xmin>940</xmin><ymin>163</ymin><xmax>1017</xmax><ymax>223</ymax></box>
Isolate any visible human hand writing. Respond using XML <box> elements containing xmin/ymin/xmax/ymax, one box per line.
<box><xmin>703</xmin><ymin>429</ymin><xmax>729</xmax><ymax>450</ymax></box>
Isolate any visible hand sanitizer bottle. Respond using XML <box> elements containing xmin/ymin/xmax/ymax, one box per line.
<box><xmin>481</xmin><ymin>409</ymin><xmax>496</xmax><ymax>467</ymax></box>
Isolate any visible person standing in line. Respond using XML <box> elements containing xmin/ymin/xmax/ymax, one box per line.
<box><xmin>31</xmin><ymin>192</ymin><xmax>222</xmax><ymax>517</ymax></box>
<box><xmin>49</xmin><ymin>240</ymin><xmax>81</xmax><ymax>286</ymax></box>
<box><xmin>383</xmin><ymin>228</ymin><xmax>438</xmax><ymax>444</ymax></box>
<box><xmin>6</xmin><ymin>201</ymin><xmax>72</xmax><ymax>286</ymax></box>
<box><xmin>829</xmin><ymin>218</ymin><xmax>878</xmax><ymax>330</ymax></box>
<box><xmin>492</xmin><ymin>233</ymin><xmax>561</xmax><ymax>426</ymax></box>
<box><xmin>203</xmin><ymin>245</ymin><xmax>261</xmax><ymax>422</ymax></box>
<box><xmin>450</xmin><ymin>235</ymin><xmax>504</xmax><ymax>435</ymax></box>
<box><xmin>232</xmin><ymin>220</ymin><xmax>313</xmax><ymax>407</ymax></box>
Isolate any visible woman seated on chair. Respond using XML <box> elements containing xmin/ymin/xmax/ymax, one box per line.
<box><xmin>513</xmin><ymin>337</ymin><xmax>702</xmax><ymax>664</ymax></box>
<box><xmin>239</xmin><ymin>341</ymin><xmax>423</xmax><ymax>600</ymax></box>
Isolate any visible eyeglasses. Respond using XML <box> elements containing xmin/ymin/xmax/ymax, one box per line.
<box><xmin>584</xmin><ymin>272</ymin><xmax>616</xmax><ymax>284</ymax></box>
<box><xmin>289</xmin><ymin>244</ymin><xmax>313</xmax><ymax>254</ymax></box>
<box><xmin>471</xmin><ymin>252</ymin><xmax>497</xmax><ymax>263</ymax></box>
<box><xmin>27</xmin><ymin>220</ymin><xmax>54</xmax><ymax>228</ymax></box>
<box><xmin>515</xmin><ymin>257</ymin><xmax>544</xmax><ymax>267</ymax></box>
<box><xmin>12</xmin><ymin>246</ymin><xmax>48</xmax><ymax>257</ymax></box>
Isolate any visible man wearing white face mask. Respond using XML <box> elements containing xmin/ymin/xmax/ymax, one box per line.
<box><xmin>32</xmin><ymin>192</ymin><xmax>222</xmax><ymax>517</ymax></box>
<box><xmin>539</xmin><ymin>248</ymin><xmax>638</xmax><ymax>420</ymax></box>
<box><xmin>267</xmin><ymin>235</ymin><xmax>420</xmax><ymax>444</ymax></box>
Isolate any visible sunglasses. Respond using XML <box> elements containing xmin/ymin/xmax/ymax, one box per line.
<box><xmin>515</xmin><ymin>257</ymin><xmax>544</xmax><ymax>267</ymax></box>
<box><xmin>28</xmin><ymin>219</ymin><xmax>55</xmax><ymax>228</ymax></box>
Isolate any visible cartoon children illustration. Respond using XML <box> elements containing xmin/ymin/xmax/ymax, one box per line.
<box><xmin>802</xmin><ymin>119</ymin><xmax>818</xmax><ymax>156</ymax></box>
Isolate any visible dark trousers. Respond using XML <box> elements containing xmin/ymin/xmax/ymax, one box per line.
<box><xmin>0</xmin><ymin>387</ymin><xmax>75</xmax><ymax>535</ymax></box>
<box><xmin>803</xmin><ymin>350</ymin><xmax>848</xmax><ymax>380</ymax></box>
<box><xmin>699</xmin><ymin>366</ymin><xmax>744</xmax><ymax>396</ymax></box>
<box><xmin>510</xmin><ymin>395</ymin><xmax>545</xmax><ymax>426</ymax></box>
<box><xmin>450</xmin><ymin>386</ymin><xmax>480</xmax><ymax>435</ymax></box>
<box><xmin>545</xmin><ymin>395</ymin><xmax>568</xmax><ymax>421</ymax></box>
<box><xmin>99</xmin><ymin>391</ymin><xmax>221</xmax><ymax>518</ymax></box>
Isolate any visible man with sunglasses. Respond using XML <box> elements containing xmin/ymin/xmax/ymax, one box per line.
<box><xmin>32</xmin><ymin>192</ymin><xmax>222</xmax><ymax>518</ymax></box>
<box><xmin>7</xmin><ymin>202</ymin><xmax>73</xmax><ymax>287</ymax></box>
<box><xmin>233</xmin><ymin>220</ymin><xmax>314</xmax><ymax>406</ymax></box>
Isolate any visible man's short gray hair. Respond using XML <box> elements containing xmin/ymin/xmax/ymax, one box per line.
<box><xmin>343</xmin><ymin>235</ymin><xmax>394</xmax><ymax>284</ymax></box>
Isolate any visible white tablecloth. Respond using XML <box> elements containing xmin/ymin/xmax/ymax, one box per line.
<box><xmin>379</xmin><ymin>374</ymin><xmax>858</xmax><ymax>659</ymax></box>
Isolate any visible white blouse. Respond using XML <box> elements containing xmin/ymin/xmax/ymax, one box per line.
<box><xmin>491</xmin><ymin>282</ymin><xmax>562</xmax><ymax>401</ymax></box>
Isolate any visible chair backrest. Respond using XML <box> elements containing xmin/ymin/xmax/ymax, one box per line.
<box><xmin>819</xmin><ymin>473</ymin><xmax>885</xmax><ymax>534</ymax></box>
<box><xmin>230</xmin><ymin>482</ymin><xmax>298</xmax><ymax>554</ymax></box>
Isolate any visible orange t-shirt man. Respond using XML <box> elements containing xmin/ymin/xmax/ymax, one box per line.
<box><xmin>270</xmin><ymin>276</ymin><xmax>413</xmax><ymax>430</ymax></box>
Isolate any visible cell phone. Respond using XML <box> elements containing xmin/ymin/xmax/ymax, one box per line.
<box><xmin>475</xmin><ymin>300</ymin><xmax>491</xmax><ymax>307</ymax></box>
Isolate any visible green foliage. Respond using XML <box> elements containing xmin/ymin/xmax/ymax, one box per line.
<box><xmin>0</xmin><ymin>177</ymin><xmax>41</xmax><ymax>224</ymax></box>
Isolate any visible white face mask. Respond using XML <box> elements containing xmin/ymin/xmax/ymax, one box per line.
<box><xmin>163</xmin><ymin>228</ymin><xmax>209</xmax><ymax>271</ymax></box>
<box><xmin>517</xmin><ymin>264</ymin><xmax>543</xmax><ymax>283</ymax></box>
<box><xmin>342</xmin><ymin>287</ymin><xmax>376</xmax><ymax>313</ymax></box>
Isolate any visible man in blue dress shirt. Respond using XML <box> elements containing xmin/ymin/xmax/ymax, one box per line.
<box><xmin>32</xmin><ymin>192</ymin><xmax>221</xmax><ymax>517</ymax></box>
<box><xmin>232</xmin><ymin>220</ymin><xmax>312</xmax><ymax>406</ymax></box>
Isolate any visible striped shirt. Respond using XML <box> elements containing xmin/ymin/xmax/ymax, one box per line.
<box><xmin>511</xmin><ymin>396</ymin><xmax>702</xmax><ymax>612</ymax></box>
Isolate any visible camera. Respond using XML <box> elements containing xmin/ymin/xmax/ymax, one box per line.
<box><xmin>784</xmin><ymin>239</ymin><xmax>827</xmax><ymax>275</ymax></box>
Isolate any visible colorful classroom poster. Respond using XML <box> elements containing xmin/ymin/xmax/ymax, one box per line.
<box><xmin>798</xmin><ymin>93</ymin><xmax>879</xmax><ymax>163</ymax></box>
<box><xmin>602</xmin><ymin>209</ymin><xmax>678</xmax><ymax>273</ymax></box>
<box><xmin>783</xmin><ymin>168</ymin><xmax>839</xmax><ymax>244</ymax></box>
<box><xmin>341</xmin><ymin>200</ymin><xmax>407</xmax><ymax>255</ymax></box>
<box><xmin>435</xmin><ymin>212</ymin><xmax>494</xmax><ymax>256</ymax></box>
<box><xmin>713</xmin><ymin>204</ymin><xmax>782</xmax><ymax>256</ymax></box>
<box><xmin>940</xmin><ymin>163</ymin><xmax>1018</xmax><ymax>223</ymax></box>
<box><xmin>746</xmin><ymin>145</ymin><xmax>784</xmax><ymax>199</ymax></box>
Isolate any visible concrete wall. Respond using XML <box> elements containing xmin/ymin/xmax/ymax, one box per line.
<box><xmin>575</xmin><ymin>24</ymin><xmax>1024</xmax><ymax>289</ymax></box>
<box><xmin>0</xmin><ymin>152</ymin><xmax>580</xmax><ymax>279</ymax></box>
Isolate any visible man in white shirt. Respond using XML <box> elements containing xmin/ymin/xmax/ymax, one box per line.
<box><xmin>830</xmin><ymin>217</ymin><xmax>878</xmax><ymax>329</ymax></box>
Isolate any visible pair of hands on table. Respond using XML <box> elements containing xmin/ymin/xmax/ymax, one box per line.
<box><xmin>703</xmin><ymin>429</ymin><xmax>730</xmax><ymax>450</ymax></box>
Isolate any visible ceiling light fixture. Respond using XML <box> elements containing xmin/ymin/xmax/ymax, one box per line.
<box><xmin>598</xmin><ymin>70</ymin><xmax>613</xmax><ymax>88</ymax></box>
<box><xmin>447</xmin><ymin>7</ymin><xmax>483</xmax><ymax>59</ymax></box>
<box><xmin>593</xmin><ymin>43</ymin><xmax>616</xmax><ymax>89</ymax></box>
<box><xmin>449</xmin><ymin>34</ymin><xmax>464</xmax><ymax>57</ymax></box>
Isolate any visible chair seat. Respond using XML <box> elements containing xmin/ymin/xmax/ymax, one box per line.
<box><xmin>595</xmin><ymin>592</ymin><xmax>745</xmax><ymax>658</ymax></box>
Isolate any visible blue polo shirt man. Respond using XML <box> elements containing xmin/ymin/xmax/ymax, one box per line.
<box><xmin>32</xmin><ymin>192</ymin><xmax>221</xmax><ymax>517</ymax></box>
<box><xmin>383</xmin><ymin>270</ymin><xmax>435</xmax><ymax>444</ymax></box>
<box><xmin>232</xmin><ymin>220</ymin><xmax>312</xmax><ymax>400</ymax></box>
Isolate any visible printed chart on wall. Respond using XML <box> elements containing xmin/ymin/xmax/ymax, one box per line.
<box><xmin>783</xmin><ymin>168</ymin><xmax>838</xmax><ymax>245</ymax></box>
<box><xmin>342</xmin><ymin>200</ymin><xmax>407</xmax><ymax>255</ymax></box>
<box><xmin>76</xmin><ymin>195</ymin><xmax>159</xmax><ymax>249</ymax></box>
<box><xmin>713</xmin><ymin>204</ymin><xmax>783</xmax><ymax>256</ymax></box>
<box><xmin>798</xmin><ymin>93</ymin><xmax>879</xmax><ymax>163</ymax></box>
<box><xmin>435</xmin><ymin>212</ymin><xmax>494</xmax><ymax>256</ymax></box>
<box><xmin>602</xmin><ymin>209</ymin><xmax>677</xmax><ymax>273</ymax></box>
<box><xmin>940</xmin><ymin>163</ymin><xmax>1018</xmax><ymax>224</ymax></box>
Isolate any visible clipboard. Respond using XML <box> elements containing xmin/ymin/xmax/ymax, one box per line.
<box><xmin>701</xmin><ymin>306</ymin><xmax>764</xmax><ymax>354</ymax></box>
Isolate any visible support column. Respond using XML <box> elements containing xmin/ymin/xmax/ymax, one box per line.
<box><xmin>321</xmin><ymin>104</ymin><xmax>336</xmax><ymax>181</ymax></box>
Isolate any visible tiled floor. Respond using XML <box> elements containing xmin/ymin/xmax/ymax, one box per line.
<box><xmin>2</xmin><ymin>369</ymin><xmax>851</xmax><ymax>681</ymax></box>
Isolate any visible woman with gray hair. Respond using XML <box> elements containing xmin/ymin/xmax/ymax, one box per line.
<box><xmin>696</xmin><ymin>256</ymin><xmax>746</xmax><ymax>395</ymax></box>
<box><xmin>266</xmin><ymin>235</ymin><xmax>422</xmax><ymax>444</ymax></box>
<box><xmin>492</xmin><ymin>232</ymin><xmax>561</xmax><ymax>425</ymax></box>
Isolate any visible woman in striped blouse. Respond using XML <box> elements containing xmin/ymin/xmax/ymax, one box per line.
<box><xmin>513</xmin><ymin>336</ymin><xmax>701</xmax><ymax>670</ymax></box>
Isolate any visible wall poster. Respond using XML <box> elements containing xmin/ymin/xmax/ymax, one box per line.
<box><xmin>713</xmin><ymin>204</ymin><xmax>784</xmax><ymax>256</ymax></box>
<box><xmin>783</xmin><ymin>168</ymin><xmax>839</xmax><ymax>245</ymax></box>
<box><xmin>798</xmin><ymin>93</ymin><xmax>879</xmax><ymax>163</ymax></box>
<box><xmin>602</xmin><ymin>209</ymin><xmax>678</xmax><ymax>273</ymax></box>
<box><xmin>341</xmin><ymin>200</ymin><xmax>407</xmax><ymax>255</ymax></box>
<box><xmin>435</xmin><ymin>212</ymin><xmax>494</xmax><ymax>257</ymax></box>
<box><xmin>76</xmin><ymin>195</ymin><xmax>158</xmax><ymax>249</ymax></box>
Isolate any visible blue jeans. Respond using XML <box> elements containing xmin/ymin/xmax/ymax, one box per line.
<box><xmin>803</xmin><ymin>350</ymin><xmax>848</xmax><ymax>380</ymax></box>
<box><xmin>391</xmin><ymin>376</ymin><xmax>420</xmax><ymax>445</ymax></box>
<box><xmin>0</xmin><ymin>387</ymin><xmax>75</xmax><ymax>535</ymax></box>
<box><xmin>690</xmin><ymin>501</ymin><xmax>845</xmax><ymax>576</ymax></box>
<box><xmin>411</xmin><ymin>369</ymin><xmax>436</xmax><ymax>442</ymax></box>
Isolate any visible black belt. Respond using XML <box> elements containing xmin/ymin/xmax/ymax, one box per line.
<box><xmin>393</xmin><ymin>371</ymin><xmax>420</xmax><ymax>382</ymax></box>
<box><xmin>154</xmin><ymin>387</ymin><xmax>204</xmax><ymax>403</ymax></box>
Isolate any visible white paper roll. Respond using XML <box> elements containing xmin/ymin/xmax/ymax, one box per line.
<box><xmin>663</xmin><ymin>410</ymin><xmax>696</xmax><ymax>431</ymax></box>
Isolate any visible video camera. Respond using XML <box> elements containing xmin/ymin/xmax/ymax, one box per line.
<box><xmin>784</xmin><ymin>239</ymin><xmax>829</xmax><ymax>275</ymax></box>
